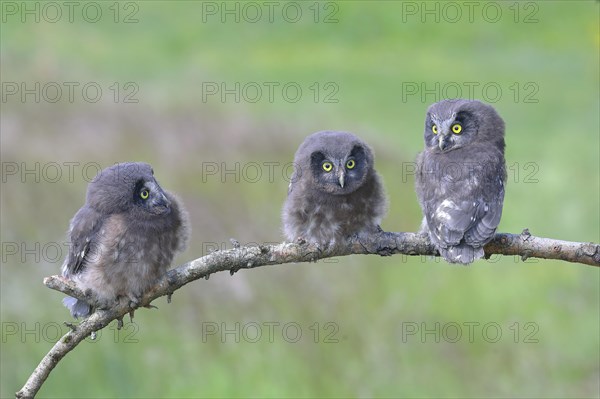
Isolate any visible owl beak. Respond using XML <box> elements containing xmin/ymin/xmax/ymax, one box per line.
<box><xmin>337</xmin><ymin>167</ymin><xmax>345</xmax><ymax>188</ymax></box>
<box><xmin>151</xmin><ymin>191</ymin><xmax>171</xmax><ymax>214</ymax></box>
<box><xmin>438</xmin><ymin>134</ymin><xmax>450</xmax><ymax>151</ymax></box>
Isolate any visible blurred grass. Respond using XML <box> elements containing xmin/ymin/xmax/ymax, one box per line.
<box><xmin>1</xmin><ymin>1</ymin><xmax>599</xmax><ymax>398</ymax></box>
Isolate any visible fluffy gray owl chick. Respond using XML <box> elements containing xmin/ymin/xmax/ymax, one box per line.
<box><xmin>282</xmin><ymin>130</ymin><xmax>387</xmax><ymax>246</ymax></box>
<box><xmin>416</xmin><ymin>99</ymin><xmax>506</xmax><ymax>264</ymax></box>
<box><xmin>61</xmin><ymin>162</ymin><xmax>190</xmax><ymax>318</ymax></box>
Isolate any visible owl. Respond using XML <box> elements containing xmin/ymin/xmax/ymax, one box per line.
<box><xmin>61</xmin><ymin>162</ymin><xmax>190</xmax><ymax>318</ymax></box>
<box><xmin>415</xmin><ymin>99</ymin><xmax>506</xmax><ymax>264</ymax></box>
<box><xmin>282</xmin><ymin>130</ymin><xmax>387</xmax><ymax>246</ymax></box>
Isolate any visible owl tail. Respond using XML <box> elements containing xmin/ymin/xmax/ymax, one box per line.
<box><xmin>439</xmin><ymin>245</ymin><xmax>484</xmax><ymax>265</ymax></box>
<box><xmin>62</xmin><ymin>296</ymin><xmax>92</xmax><ymax>319</ymax></box>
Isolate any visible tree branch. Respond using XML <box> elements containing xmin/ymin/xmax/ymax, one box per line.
<box><xmin>16</xmin><ymin>230</ymin><xmax>599</xmax><ymax>398</ymax></box>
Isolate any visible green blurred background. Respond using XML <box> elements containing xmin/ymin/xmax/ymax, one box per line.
<box><xmin>1</xmin><ymin>1</ymin><xmax>599</xmax><ymax>397</ymax></box>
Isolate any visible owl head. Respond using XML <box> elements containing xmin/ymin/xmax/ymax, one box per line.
<box><xmin>424</xmin><ymin>99</ymin><xmax>505</xmax><ymax>153</ymax></box>
<box><xmin>86</xmin><ymin>162</ymin><xmax>171</xmax><ymax>217</ymax></box>
<box><xmin>293</xmin><ymin>130</ymin><xmax>375</xmax><ymax>195</ymax></box>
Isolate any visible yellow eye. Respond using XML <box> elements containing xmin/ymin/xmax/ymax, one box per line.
<box><xmin>140</xmin><ymin>189</ymin><xmax>149</xmax><ymax>199</ymax></box>
<box><xmin>432</xmin><ymin>125</ymin><xmax>438</xmax><ymax>134</ymax></box>
<box><xmin>452</xmin><ymin>124</ymin><xmax>462</xmax><ymax>134</ymax></box>
<box><xmin>346</xmin><ymin>159</ymin><xmax>356</xmax><ymax>169</ymax></box>
<box><xmin>322</xmin><ymin>162</ymin><xmax>333</xmax><ymax>172</ymax></box>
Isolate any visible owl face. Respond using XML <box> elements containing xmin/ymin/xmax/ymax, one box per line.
<box><xmin>87</xmin><ymin>162</ymin><xmax>171</xmax><ymax>216</ymax></box>
<box><xmin>309</xmin><ymin>144</ymin><xmax>369</xmax><ymax>195</ymax></box>
<box><xmin>292</xmin><ymin>131</ymin><xmax>373</xmax><ymax>196</ymax></box>
<box><xmin>132</xmin><ymin>177</ymin><xmax>172</xmax><ymax>216</ymax></box>
<box><xmin>424</xmin><ymin>103</ymin><xmax>479</xmax><ymax>153</ymax></box>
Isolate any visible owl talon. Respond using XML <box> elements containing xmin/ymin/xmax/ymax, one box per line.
<box><xmin>306</xmin><ymin>253</ymin><xmax>320</xmax><ymax>263</ymax></box>
<box><xmin>64</xmin><ymin>321</ymin><xmax>77</xmax><ymax>332</ymax></box>
<box><xmin>354</xmin><ymin>231</ymin><xmax>381</xmax><ymax>255</ymax></box>
<box><xmin>302</xmin><ymin>244</ymin><xmax>322</xmax><ymax>262</ymax></box>
<box><xmin>322</xmin><ymin>240</ymin><xmax>335</xmax><ymax>251</ymax></box>
<box><xmin>95</xmin><ymin>299</ymin><xmax>112</xmax><ymax>311</ymax></box>
<box><xmin>377</xmin><ymin>247</ymin><xmax>394</xmax><ymax>257</ymax></box>
<box><xmin>128</xmin><ymin>298</ymin><xmax>140</xmax><ymax>310</ymax></box>
<box><xmin>116</xmin><ymin>317</ymin><xmax>124</xmax><ymax>330</ymax></box>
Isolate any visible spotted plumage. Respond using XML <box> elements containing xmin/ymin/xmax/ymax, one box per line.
<box><xmin>282</xmin><ymin>130</ymin><xmax>387</xmax><ymax>246</ymax></box>
<box><xmin>415</xmin><ymin>99</ymin><xmax>506</xmax><ymax>264</ymax></box>
<box><xmin>61</xmin><ymin>162</ymin><xmax>189</xmax><ymax>318</ymax></box>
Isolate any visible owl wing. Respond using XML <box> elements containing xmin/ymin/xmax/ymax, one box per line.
<box><xmin>464</xmin><ymin>193</ymin><xmax>504</xmax><ymax>247</ymax></box>
<box><xmin>428</xmin><ymin>193</ymin><xmax>503</xmax><ymax>249</ymax></box>
<box><xmin>62</xmin><ymin>206</ymin><xmax>105</xmax><ymax>277</ymax></box>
